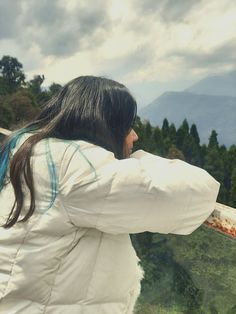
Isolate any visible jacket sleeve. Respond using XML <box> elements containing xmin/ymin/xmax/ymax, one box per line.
<box><xmin>59</xmin><ymin>146</ymin><xmax>220</xmax><ymax>235</ymax></box>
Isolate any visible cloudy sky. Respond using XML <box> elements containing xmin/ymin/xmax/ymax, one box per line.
<box><xmin>0</xmin><ymin>0</ymin><xmax>236</xmax><ymax>107</ymax></box>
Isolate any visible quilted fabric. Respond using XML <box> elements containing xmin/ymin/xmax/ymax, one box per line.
<box><xmin>0</xmin><ymin>136</ymin><xmax>220</xmax><ymax>313</ymax></box>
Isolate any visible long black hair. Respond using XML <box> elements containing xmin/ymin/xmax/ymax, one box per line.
<box><xmin>0</xmin><ymin>76</ymin><xmax>137</xmax><ymax>228</ymax></box>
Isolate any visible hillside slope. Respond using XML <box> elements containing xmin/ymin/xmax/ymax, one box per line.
<box><xmin>139</xmin><ymin>91</ymin><xmax>236</xmax><ymax>146</ymax></box>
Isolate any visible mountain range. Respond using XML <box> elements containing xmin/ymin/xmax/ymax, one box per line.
<box><xmin>139</xmin><ymin>70</ymin><xmax>236</xmax><ymax>147</ymax></box>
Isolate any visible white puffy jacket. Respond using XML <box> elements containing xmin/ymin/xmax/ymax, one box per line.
<box><xmin>0</xmin><ymin>135</ymin><xmax>220</xmax><ymax>314</ymax></box>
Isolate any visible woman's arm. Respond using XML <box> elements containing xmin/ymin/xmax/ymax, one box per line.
<box><xmin>60</xmin><ymin>145</ymin><xmax>220</xmax><ymax>235</ymax></box>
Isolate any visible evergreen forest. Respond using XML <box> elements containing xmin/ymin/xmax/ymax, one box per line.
<box><xmin>1</xmin><ymin>56</ymin><xmax>236</xmax><ymax>313</ymax></box>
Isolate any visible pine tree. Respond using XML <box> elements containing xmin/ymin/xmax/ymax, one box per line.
<box><xmin>229</xmin><ymin>168</ymin><xmax>236</xmax><ymax>208</ymax></box>
<box><xmin>190</xmin><ymin>124</ymin><xmax>200</xmax><ymax>146</ymax></box>
<box><xmin>161</xmin><ymin>118</ymin><xmax>169</xmax><ymax>139</ymax></box>
<box><xmin>176</xmin><ymin>119</ymin><xmax>189</xmax><ymax>149</ymax></box>
<box><xmin>176</xmin><ymin>119</ymin><xmax>196</xmax><ymax>162</ymax></box>
<box><xmin>228</xmin><ymin>145</ymin><xmax>236</xmax><ymax>170</ymax></box>
<box><xmin>153</xmin><ymin>126</ymin><xmax>165</xmax><ymax>156</ymax></box>
<box><xmin>200</xmin><ymin>144</ymin><xmax>207</xmax><ymax>167</ymax></box>
<box><xmin>167</xmin><ymin>144</ymin><xmax>185</xmax><ymax>160</ymax></box>
<box><xmin>208</xmin><ymin>130</ymin><xmax>219</xmax><ymax>149</ymax></box>
<box><xmin>145</xmin><ymin>120</ymin><xmax>152</xmax><ymax>138</ymax></box>
<box><xmin>144</xmin><ymin>120</ymin><xmax>156</xmax><ymax>152</ymax></box>
<box><xmin>169</xmin><ymin>123</ymin><xmax>177</xmax><ymax>145</ymax></box>
<box><xmin>181</xmin><ymin>119</ymin><xmax>189</xmax><ymax>134</ymax></box>
<box><xmin>204</xmin><ymin>130</ymin><xmax>228</xmax><ymax>201</ymax></box>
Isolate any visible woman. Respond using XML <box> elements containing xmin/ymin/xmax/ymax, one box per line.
<box><xmin>0</xmin><ymin>76</ymin><xmax>219</xmax><ymax>313</ymax></box>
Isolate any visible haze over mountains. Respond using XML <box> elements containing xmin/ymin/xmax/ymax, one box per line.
<box><xmin>185</xmin><ymin>71</ymin><xmax>236</xmax><ymax>97</ymax></box>
<box><xmin>139</xmin><ymin>70</ymin><xmax>236</xmax><ymax>147</ymax></box>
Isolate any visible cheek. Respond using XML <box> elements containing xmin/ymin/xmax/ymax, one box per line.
<box><xmin>123</xmin><ymin>137</ymin><xmax>131</xmax><ymax>157</ymax></box>
<box><xmin>125</xmin><ymin>134</ymin><xmax>132</xmax><ymax>146</ymax></box>
<box><xmin>123</xmin><ymin>138</ymin><xmax>129</xmax><ymax>151</ymax></box>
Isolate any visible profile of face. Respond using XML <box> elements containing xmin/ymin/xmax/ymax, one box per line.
<box><xmin>123</xmin><ymin>129</ymin><xmax>139</xmax><ymax>158</ymax></box>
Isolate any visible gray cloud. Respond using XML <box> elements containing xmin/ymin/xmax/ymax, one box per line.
<box><xmin>168</xmin><ymin>40</ymin><xmax>236</xmax><ymax>69</ymax></box>
<box><xmin>0</xmin><ymin>0</ymin><xmax>111</xmax><ymax>57</ymax></box>
<box><xmin>160</xmin><ymin>0</ymin><xmax>202</xmax><ymax>23</ymax></box>
<box><xmin>0</xmin><ymin>0</ymin><xmax>22</xmax><ymax>39</ymax></box>
<box><xmin>24</xmin><ymin>0</ymin><xmax>65</xmax><ymax>26</ymax></box>
<box><xmin>100</xmin><ymin>45</ymin><xmax>154</xmax><ymax>79</ymax></box>
<box><xmin>132</xmin><ymin>0</ymin><xmax>201</xmax><ymax>23</ymax></box>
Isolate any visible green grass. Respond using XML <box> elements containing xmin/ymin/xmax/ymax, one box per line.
<box><xmin>132</xmin><ymin>225</ymin><xmax>236</xmax><ymax>314</ymax></box>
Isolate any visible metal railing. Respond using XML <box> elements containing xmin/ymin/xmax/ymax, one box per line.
<box><xmin>1</xmin><ymin>127</ymin><xmax>236</xmax><ymax>238</ymax></box>
<box><xmin>206</xmin><ymin>202</ymin><xmax>236</xmax><ymax>238</ymax></box>
<box><xmin>0</xmin><ymin>127</ymin><xmax>11</xmax><ymax>136</ymax></box>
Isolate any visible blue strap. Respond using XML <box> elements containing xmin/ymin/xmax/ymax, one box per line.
<box><xmin>69</xmin><ymin>141</ymin><xmax>97</xmax><ymax>180</ymax></box>
<box><xmin>44</xmin><ymin>138</ymin><xmax>58</xmax><ymax>210</ymax></box>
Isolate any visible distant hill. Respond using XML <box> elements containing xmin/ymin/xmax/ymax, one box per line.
<box><xmin>139</xmin><ymin>91</ymin><xmax>236</xmax><ymax>147</ymax></box>
<box><xmin>139</xmin><ymin>69</ymin><xmax>236</xmax><ymax>147</ymax></box>
<box><xmin>185</xmin><ymin>70</ymin><xmax>236</xmax><ymax>97</ymax></box>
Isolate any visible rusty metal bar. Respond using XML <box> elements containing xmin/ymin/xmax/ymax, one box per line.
<box><xmin>1</xmin><ymin>127</ymin><xmax>236</xmax><ymax>238</ymax></box>
<box><xmin>205</xmin><ymin>202</ymin><xmax>236</xmax><ymax>238</ymax></box>
<box><xmin>0</xmin><ymin>127</ymin><xmax>11</xmax><ymax>136</ymax></box>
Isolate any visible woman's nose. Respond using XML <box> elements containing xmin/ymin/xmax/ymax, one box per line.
<box><xmin>132</xmin><ymin>130</ymin><xmax>139</xmax><ymax>141</ymax></box>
